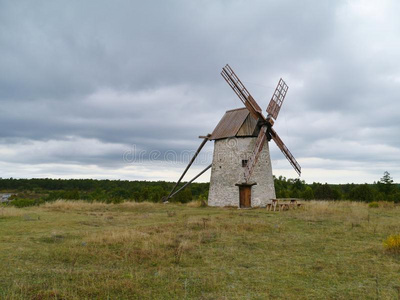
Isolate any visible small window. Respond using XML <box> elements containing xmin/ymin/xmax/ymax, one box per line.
<box><xmin>242</xmin><ymin>160</ymin><xmax>248</xmax><ymax>167</ymax></box>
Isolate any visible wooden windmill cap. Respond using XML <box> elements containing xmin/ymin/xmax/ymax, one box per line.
<box><xmin>209</xmin><ymin>107</ymin><xmax>260</xmax><ymax>140</ymax></box>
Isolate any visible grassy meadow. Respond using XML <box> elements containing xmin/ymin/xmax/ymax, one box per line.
<box><xmin>0</xmin><ymin>200</ymin><xmax>400</xmax><ymax>299</ymax></box>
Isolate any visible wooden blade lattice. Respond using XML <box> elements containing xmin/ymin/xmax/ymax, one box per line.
<box><xmin>244</xmin><ymin>125</ymin><xmax>268</xmax><ymax>182</ymax></box>
<box><xmin>221</xmin><ymin>64</ymin><xmax>265</xmax><ymax>121</ymax></box>
<box><xmin>266</xmin><ymin>78</ymin><xmax>288</xmax><ymax>120</ymax></box>
<box><xmin>270</xmin><ymin>128</ymin><xmax>301</xmax><ymax>176</ymax></box>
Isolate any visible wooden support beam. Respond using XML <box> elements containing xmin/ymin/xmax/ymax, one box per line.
<box><xmin>169</xmin><ymin>164</ymin><xmax>212</xmax><ymax>199</ymax></box>
<box><xmin>165</xmin><ymin>135</ymin><xmax>210</xmax><ymax>201</ymax></box>
<box><xmin>199</xmin><ymin>134</ymin><xmax>211</xmax><ymax>139</ymax></box>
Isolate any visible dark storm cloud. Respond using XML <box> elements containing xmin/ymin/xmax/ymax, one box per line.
<box><xmin>0</xmin><ymin>0</ymin><xmax>337</xmax><ymax>99</ymax></box>
<box><xmin>0</xmin><ymin>0</ymin><xmax>399</xmax><ymax>182</ymax></box>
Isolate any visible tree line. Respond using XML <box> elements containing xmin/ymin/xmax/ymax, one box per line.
<box><xmin>274</xmin><ymin>171</ymin><xmax>400</xmax><ymax>203</ymax></box>
<box><xmin>0</xmin><ymin>178</ymin><xmax>208</xmax><ymax>207</ymax></box>
<box><xmin>0</xmin><ymin>171</ymin><xmax>398</xmax><ymax>207</ymax></box>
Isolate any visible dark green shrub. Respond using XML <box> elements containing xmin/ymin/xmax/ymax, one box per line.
<box><xmin>11</xmin><ymin>198</ymin><xmax>37</xmax><ymax>208</ymax></box>
<box><xmin>368</xmin><ymin>202</ymin><xmax>379</xmax><ymax>208</ymax></box>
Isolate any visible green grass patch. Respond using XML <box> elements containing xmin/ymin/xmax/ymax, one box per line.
<box><xmin>0</xmin><ymin>200</ymin><xmax>400</xmax><ymax>299</ymax></box>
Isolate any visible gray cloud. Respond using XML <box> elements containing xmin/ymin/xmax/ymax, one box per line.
<box><xmin>0</xmin><ymin>0</ymin><xmax>399</xmax><ymax>183</ymax></box>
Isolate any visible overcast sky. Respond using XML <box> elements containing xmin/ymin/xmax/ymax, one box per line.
<box><xmin>1</xmin><ymin>0</ymin><xmax>399</xmax><ymax>184</ymax></box>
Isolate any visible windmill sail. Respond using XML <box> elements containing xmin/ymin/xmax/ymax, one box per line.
<box><xmin>243</xmin><ymin>125</ymin><xmax>268</xmax><ymax>182</ymax></box>
<box><xmin>266</xmin><ymin>78</ymin><xmax>288</xmax><ymax>120</ymax></box>
<box><xmin>270</xmin><ymin>128</ymin><xmax>301</xmax><ymax>176</ymax></box>
<box><xmin>221</xmin><ymin>64</ymin><xmax>265</xmax><ymax>121</ymax></box>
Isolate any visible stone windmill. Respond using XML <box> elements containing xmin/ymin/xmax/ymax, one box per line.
<box><xmin>165</xmin><ymin>64</ymin><xmax>301</xmax><ymax>208</ymax></box>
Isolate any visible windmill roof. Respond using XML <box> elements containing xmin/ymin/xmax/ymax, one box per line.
<box><xmin>209</xmin><ymin>107</ymin><xmax>259</xmax><ymax>140</ymax></box>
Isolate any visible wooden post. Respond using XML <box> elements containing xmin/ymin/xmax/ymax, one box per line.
<box><xmin>169</xmin><ymin>164</ymin><xmax>212</xmax><ymax>199</ymax></box>
<box><xmin>166</xmin><ymin>134</ymin><xmax>210</xmax><ymax>201</ymax></box>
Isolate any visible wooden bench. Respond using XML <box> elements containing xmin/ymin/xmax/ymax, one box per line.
<box><xmin>266</xmin><ymin>199</ymin><xmax>279</xmax><ymax>211</ymax></box>
<box><xmin>266</xmin><ymin>199</ymin><xmax>304</xmax><ymax>211</ymax></box>
<box><xmin>279</xmin><ymin>203</ymin><xmax>290</xmax><ymax>211</ymax></box>
<box><xmin>289</xmin><ymin>199</ymin><xmax>297</xmax><ymax>209</ymax></box>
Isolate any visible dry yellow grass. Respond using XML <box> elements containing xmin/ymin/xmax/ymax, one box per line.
<box><xmin>377</xmin><ymin>201</ymin><xmax>396</xmax><ymax>208</ymax></box>
<box><xmin>296</xmin><ymin>200</ymin><xmax>369</xmax><ymax>223</ymax></box>
<box><xmin>185</xmin><ymin>200</ymin><xmax>207</xmax><ymax>208</ymax></box>
<box><xmin>42</xmin><ymin>200</ymin><xmax>157</xmax><ymax>212</ymax></box>
<box><xmin>0</xmin><ymin>206</ymin><xmax>25</xmax><ymax>217</ymax></box>
<box><xmin>118</xmin><ymin>201</ymin><xmax>156</xmax><ymax>210</ymax></box>
<box><xmin>186</xmin><ymin>200</ymin><xmax>203</xmax><ymax>207</ymax></box>
<box><xmin>42</xmin><ymin>199</ymin><xmax>109</xmax><ymax>211</ymax></box>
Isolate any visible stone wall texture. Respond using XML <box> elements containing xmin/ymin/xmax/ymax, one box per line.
<box><xmin>208</xmin><ymin>137</ymin><xmax>276</xmax><ymax>207</ymax></box>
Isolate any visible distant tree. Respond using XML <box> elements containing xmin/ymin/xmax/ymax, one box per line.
<box><xmin>290</xmin><ymin>189</ymin><xmax>301</xmax><ymax>198</ymax></box>
<box><xmin>380</xmin><ymin>171</ymin><xmax>394</xmax><ymax>185</ymax></box>
<box><xmin>174</xmin><ymin>188</ymin><xmax>192</xmax><ymax>203</ymax></box>
<box><xmin>301</xmin><ymin>186</ymin><xmax>314</xmax><ymax>200</ymax></box>
<box><xmin>314</xmin><ymin>183</ymin><xmax>340</xmax><ymax>200</ymax></box>
<box><xmin>341</xmin><ymin>183</ymin><xmax>355</xmax><ymax>199</ymax></box>
<box><xmin>149</xmin><ymin>186</ymin><xmax>165</xmax><ymax>202</ymax></box>
<box><xmin>292</xmin><ymin>178</ymin><xmax>305</xmax><ymax>191</ymax></box>
<box><xmin>332</xmin><ymin>187</ymin><xmax>342</xmax><ymax>200</ymax></box>
<box><xmin>89</xmin><ymin>188</ymin><xmax>108</xmax><ymax>202</ymax></box>
<box><xmin>378</xmin><ymin>171</ymin><xmax>394</xmax><ymax>195</ymax></box>
<box><xmin>389</xmin><ymin>191</ymin><xmax>400</xmax><ymax>203</ymax></box>
<box><xmin>372</xmin><ymin>191</ymin><xmax>385</xmax><ymax>202</ymax></box>
<box><xmin>109</xmin><ymin>188</ymin><xmax>131</xmax><ymax>200</ymax></box>
<box><xmin>349</xmin><ymin>184</ymin><xmax>374</xmax><ymax>202</ymax></box>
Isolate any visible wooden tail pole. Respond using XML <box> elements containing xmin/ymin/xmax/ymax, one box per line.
<box><xmin>165</xmin><ymin>135</ymin><xmax>210</xmax><ymax>201</ymax></box>
<box><xmin>169</xmin><ymin>164</ymin><xmax>212</xmax><ymax>199</ymax></box>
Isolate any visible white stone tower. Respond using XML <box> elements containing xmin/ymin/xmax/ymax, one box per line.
<box><xmin>207</xmin><ymin>108</ymin><xmax>276</xmax><ymax>207</ymax></box>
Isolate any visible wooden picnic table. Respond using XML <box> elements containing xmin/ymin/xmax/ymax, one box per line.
<box><xmin>266</xmin><ymin>199</ymin><xmax>304</xmax><ymax>211</ymax></box>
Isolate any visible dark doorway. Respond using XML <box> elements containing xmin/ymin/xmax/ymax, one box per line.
<box><xmin>239</xmin><ymin>185</ymin><xmax>251</xmax><ymax>208</ymax></box>
<box><xmin>236</xmin><ymin>183</ymin><xmax>257</xmax><ymax>208</ymax></box>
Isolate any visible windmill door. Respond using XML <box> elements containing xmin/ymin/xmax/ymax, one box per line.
<box><xmin>239</xmin><ymin>185</ymin><xmax>251</xmax><ymax>208</ymax></box>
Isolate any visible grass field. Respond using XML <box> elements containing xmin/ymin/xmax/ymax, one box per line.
<box><xmin>1</xmin><ymin>200</ymin><xmax>400</xmax><ymax>299</ymax></box>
